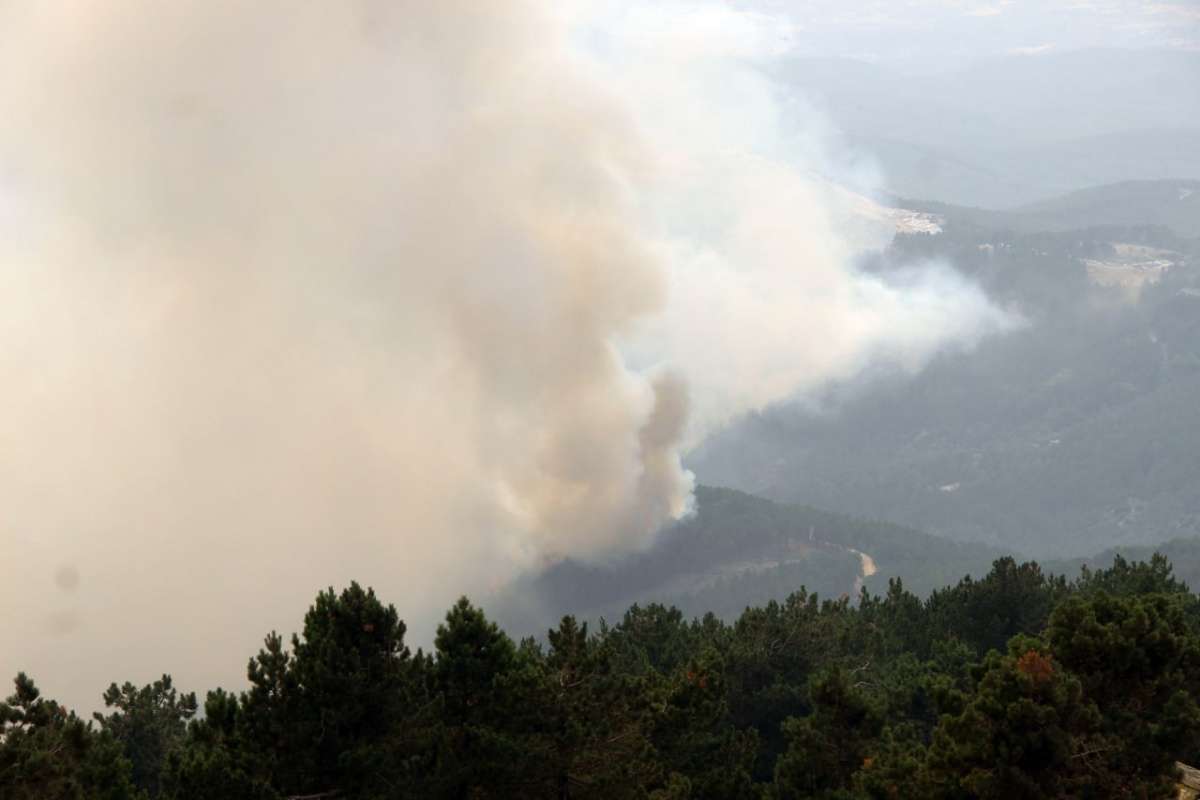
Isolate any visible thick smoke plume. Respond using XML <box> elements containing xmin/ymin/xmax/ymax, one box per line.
<box><xmin>0</xmin><ymin>1</ymin><xmax>1011</xmax><ymax>711</ymax></box>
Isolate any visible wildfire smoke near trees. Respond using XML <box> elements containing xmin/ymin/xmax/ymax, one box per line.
<box><xmin>3</xmin><ymin>0</ymin><xmax>1200</xmax><ymax>797</ymax></box>
<box><xmin>4</xmin><ymin>556</ymin><xmax>1200</xmax><ymax>798</ymax></box>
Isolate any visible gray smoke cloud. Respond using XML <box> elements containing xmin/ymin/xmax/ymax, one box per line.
<box><xmin>0</xmin><ymin>1</ymin><xmax>1012</xmax><ymax>712</ymax></box>
<box><xmin>579</xmin><ymin>2</ymin><xmax>1015</xmax><ymax>438</ymax></box>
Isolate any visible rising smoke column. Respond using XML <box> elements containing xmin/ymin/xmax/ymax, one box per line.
<box><xmin>572</xmin><ymin>2</ymin><xmax>1016</xmax><ymax>439</ymax></box>
<box><xmin>0</xmin><ymin>0</ymin><xmax>692</xmax><ymax>710</ymax></box>
<box><xmin>0</xmin><ymin>1</ymin><xmax>1011</xmax><ymax>712</ymax></box>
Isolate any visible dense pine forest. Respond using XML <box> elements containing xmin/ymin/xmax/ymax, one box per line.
<box><xmin>4</xmin><ymin>555</ymin><xmax>1199</xmax><ymax>799</ymax></box>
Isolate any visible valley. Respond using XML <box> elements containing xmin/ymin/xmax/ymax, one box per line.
<box><xmin>692</xmin><ymin>179</ymin><xmax>1200</xmax><ymax>560</ymax></box>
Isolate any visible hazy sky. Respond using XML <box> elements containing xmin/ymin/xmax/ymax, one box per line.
<box><xmin>747</xmin><ymin>0</ymin><xmax>1200</xmax><ymax>67</ymax></box>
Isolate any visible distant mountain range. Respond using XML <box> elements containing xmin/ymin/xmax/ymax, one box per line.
<box><xmin>896</xmin><ymin>179</ymin><xmax>1200</xmax><ymax>239</ymax></box>
<box><xmin>778</xmin><ymin>49</ymin><xmax>1200</xmax><ymax>207</ymax></box>
<box><xmin>1009</xmin><ymin>180</ymin><xmax>1200</xmax><ymax>239</ymax></box>
<box><xmin>497</xmin><ymin>178</ymin><xmax>1200</xmax><ymax>634</ymax></box>
<box><xmin>494</xmin><ymin>52</ymin><xmax>1200</xmax><ymax>636</ymax></box>
<box><xmin>851</xmin><ymin>130</ymin><xmax>1200</xmax><ymax>210</ymax></box>
<box><xmin>691</xmin><ymin>180</ymin><xmax>1200</xmax><ymax>560</ymax></box>
<box><xmin>493</xmin><ymin>486</ymin><xmax>1200</xmax><ymax>638</ymax></box>
<box><xmin>492</xmin><ymin>485</ymin><xmax>1008</xmax><ymax>634</ymax></box>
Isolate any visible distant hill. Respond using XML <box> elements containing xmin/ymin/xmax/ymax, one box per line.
<box><xmin>851</xmin><ymin>131</ymin><xmax>1200</xmax><ymax>210</ymax></box>
<box><xmin>692</xmin><ymin>209</ymin><xmax>1200</xmax><ymax>560</ymax></box>
<box><xmin>1047</xmin><ymin>537</ymin><xmax>1200</xmax><ymax>593</ymax></box>
<box><xmin>846</xmin><ymin>134</ymin><xmax>1047</xmax><ymax>210</ymax></box>
<box><xmin>1012</xmin><ymin>180</ymin><xmax>1200</xmax><ymax>239</ymax></box>
<box><xmin>492</xmin><ymin>486</ymin><xmax>1006</xmax><ymax>634</ymax></box>
<box><xmin>896</xmin><ymin>179</ymin><xmax>1200</xmax><ymax>239</ymax></box>
<box><xmin>492</xmin><ymin>485</ymin><xmax>1200</xmax><ymax>640</ymax></box>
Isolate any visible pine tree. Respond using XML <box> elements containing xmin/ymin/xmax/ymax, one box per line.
<box><xmin>428</xmin><ymin>596</ymin><xmax>543</xmax><ymax>797</ymax></box>
<box><xmin>921</xmin><ymin>636</ymin><xmax>1095</xmax><ymax>800</ymax></box>
<box><xmin>93</xmin><ymin>674</ymin><xmax>197</xmax><ymax>798</ymax></box>
<box><xmin>1048</xmin><ymin>591</ymin><xmax>1200</xmax><ymax>796</ymax></box>
<box><xmin>773</xmin><ymin>665</ymin><xmax>883</xmax><ymax>799</ymax></box>
<box><xmin>0</xmin><ymin>673</ymin><xmax>138</xmax><ymax>800</ymax></box>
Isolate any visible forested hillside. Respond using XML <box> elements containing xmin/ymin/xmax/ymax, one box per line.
<box><xmin>896</xmin><ymin>180</ymin><xmax>1200</xmax><ymax>239</ymax></box>
<box><xmin>1048</xmin><ymin>537</ymin><xmax>1200</xmax><ymax>595</ymax></box>
<box><xmin>494</xmin><ymin>486</ymin><xmax>1005</xmax><ymax>632</ymax></box>
<box><xmin>1010</xmin><ymin>180</ymin><xmax>1200</xmax><ymax>239</ymax></box>
<box><xmin>5</xmin><ymin>555</ymin><xmax>1199</xmax><ymax>799</ymax></box>
<box><xmin>693</xmin><ymin>194</ymin><xmax>1200</xmax><ymax>558</ymax></box>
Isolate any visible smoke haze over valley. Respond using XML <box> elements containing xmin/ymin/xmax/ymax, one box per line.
<box><xmin>1</xmin><ymin>0</ymin><xmax>1198</xmax><ymax>728</ymax></box>
<box><xmin>0</xmin><ymin>2</ymin><xmax>1016</xmax><ymax>712</ymax></box>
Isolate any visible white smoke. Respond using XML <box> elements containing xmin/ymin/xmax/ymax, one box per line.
<box><xmin>570</xmin><ymin>2</ymin><xmax>1014</xmax><ymax>438</ymax></box>
<box><xmin>0</xmin><ymin>1</ymin><xmax>1012</xmax><ymax>712</ymax></box>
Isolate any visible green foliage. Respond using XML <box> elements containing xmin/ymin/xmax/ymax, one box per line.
<box><xmin>162</xmin><ymin>689</ymin><xmax>277</xmax><ymax>800</ymax></box>
<box><xmin>923</xmin><ymin>637</ymin><xmax>1094</xmax><ymax>799</ymax></box>
<box><xmin>426</xmin><ymin>596</ymin><xmax>535</xmax><ymax>797</ymax></box>
<box><xmin>652</xmin><ymin>648</ymin><xmax>758</xmax><ymax>798</ymax></box>
<box><xmin>537</xmin><ymin>616</ymin><xmax>663</xmax><ymax>797</ymax></box>
<box><xmin>773</xmin><ymin>666</ymin><xmax>883</xmax><ymax>799</ymax></box>
<box><xmin>241</xmin><ymin>582</ymin><xmax>416</xmax><ymax>798</ymax></box>
<box><xmin>496</xmin><ymin>486</ymin><xmax>1006</xmax><ymax>635</ymax></box>
<box><xmin>0</xmin><ymin>673</ymin><xmax>138</xmax><ymax>800</ymax></box>
<box><xmin>604</xmin><ymin>603</ymin><xmax>698</xmax><ymax>676</ymax></box>
<box><xmin>1057</xmin><ymin>548</ymin><xmax>1200</xmax><ymax>602</ymax></box>
<box><xmin>93</xmin><ymin>674</ymin><xmax>197</xmax><ymax>798</ymax></box>
<box><xmin>11</xmin><ymin>553</ymin><xmax>1200</xmax><ymax>799</ymax></box>
<box><xmin>1047</xmin><ymin>591</ymin><xmax>1200</xmax><ymax>794</ymax></box>
<box><xmin>926</xmin><ymin>557</ymin><xmax>1068</xmax><ymax>656</ymax></box>
<box><xmin>288</xmin><ymin>582</ymin><xmax>414</xmax><ymax>795</ymax></box>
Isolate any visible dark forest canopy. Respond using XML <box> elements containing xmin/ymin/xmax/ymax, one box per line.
<box><xmin>4</xmin><ymin>555</ymin><xmax>1200</xmax><ymax>799</ymax></box>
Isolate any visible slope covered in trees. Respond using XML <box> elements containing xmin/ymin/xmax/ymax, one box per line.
<box><xmin>493</xmin><ymin>486</ymin><xmax>1005</xmax><ymax>633</ymax></box>
<box><xmin>693</xmin><ymin>199</ymin><xmax>1200</xmax><ymax>558</ymax></box>
<box><xmin>1047</xmin><ymin>538</ymin><xmax>1200</xmax><ymax>595</ymax></box>
<box><xmin>5</xmin><ymin>555</ymin><xmax>1200</xmax><ymax>799</ymax></box>
<box><xmin>895</xmin><ymin>180</ymin><xmax>1200</xmax><ymax>239</ymax></box>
